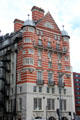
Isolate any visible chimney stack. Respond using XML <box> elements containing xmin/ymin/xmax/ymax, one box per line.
<box><xmin>31</xmin><ymin>6</ymin><xmax>44</xmax><ymax>22</ymax></box>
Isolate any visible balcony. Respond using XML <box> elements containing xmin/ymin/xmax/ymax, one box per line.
<box><xmin>48</xmin><ymin>80</ymin><xmax>55</xmax><ymax>86</ymax></box>
<box><xmin>36</xmin><ymin>80</ymin><xmax>44</xmax><ymax>85</ymax></box>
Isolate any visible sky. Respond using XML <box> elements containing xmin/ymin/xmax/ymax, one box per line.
<box><xmin>0</xmin><ymin>0</ymin><xmax>80</xmax><ymax>72</ymax></box>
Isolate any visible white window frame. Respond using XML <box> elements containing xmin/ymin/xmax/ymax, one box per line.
<box><xmin>24</xmin><ymin>38</ymin><xmax>31</xmax><ymax>43</ymax></box>
<box><xmin>34</xmin><ymin>98</ymin><xmax>42</xmax><ymax>110</ymax></box>
<box><xmin>37</xmin><ymin>71</ymin><xmax>43</xmax><ymax>81</ymax></box>
<box><xmin>47</xmin><ymin>99</ymin><xmax>55</xmax><ymax>110</ymax></box>
<box><xmin>48</xmin><ymin>72</ymin><xmax>53</xmax><ymax>82</ymax></box>
<box><xmin>23</xmin><ymin>57</ymin><xmax>34</xmax><ymax>65</ymax></box>
<box><xmin>38</xmin><ymin>59</ymin><xmax>42</xmax><ymax>67</ymax></box>
<box><xmin>28</xmin><ymin>49</ymin><xmax>34</xmax><ymax>54</ymax></box>
<box><xmin>28</xmin><ymin>27</ymin><xmax>35</xmax><ymax>32</ymax></box>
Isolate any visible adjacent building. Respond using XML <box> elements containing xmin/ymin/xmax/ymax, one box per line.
<box><xmin>73</xmin><ymin>72</ymin><xmax>80</xmax><ymax>117</ymax></box>
<box><xmin>0</xmin><ymin>6</ymin><xmax>75</xmax><ymax>120</ymax></box>
<box><xmin>0</xmin><ymin>32</ymin><xmax>22</xmax><ymax>120</ymax></box>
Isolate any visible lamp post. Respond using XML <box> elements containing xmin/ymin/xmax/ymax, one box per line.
<box><xmin>46</xmin><ymin>106</ymin><xmax>48</xmax><ymax>120</ymax></box>
<box><xmin>58</xmin><ymin>73</ymin><xmax>64</xmax><ymax>120</ymax></box>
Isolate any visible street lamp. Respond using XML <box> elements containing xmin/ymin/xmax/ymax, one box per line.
<box><xmin>46</xmin><ymin>106</ymin><xmax>48</xmax><ymax>120</ymax></box>
<box><xmin>58</xmin><ymin>72</ymin><xmax>65</xmax><ymax>120</ymax></box>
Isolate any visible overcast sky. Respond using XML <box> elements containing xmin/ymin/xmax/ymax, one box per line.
<box><xmin>0</xmin><ymin>0</ymin><xmax>80</xmax><ymax>72</ymax></box>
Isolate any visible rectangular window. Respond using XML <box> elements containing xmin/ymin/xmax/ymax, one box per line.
<box><xmin>23</xmin><ymin>57</ymin><xmax>34</xmax><ymax>65</ymax></box>
<box><xmin>52</xmin><ymin>87</ymin><xmax>55</xmax><ymax>94</ymax></box>
<box><xmin>47</xmin><ymin>87</ymin><xmax>50</xmax><ymax>93</ymax></box>
<box><xmin>24</xmin><ymin>38</ymin><xmax>31</xmax><ymax>43</ymax></box>
<box><xmin>11</xmin><ymin>99</ymin><xmax>14</xmax><ymax>112</ymax></box>
<box><xmin>37</xmin><ymin>71</ymin><xmax>42</xmax><ymax>81</ymax></box>
<box><xmin>28</xmin><ymin>49</ymin><xmax>34</xmax><ymax>54</ymax></box>
<box><xmin>63</xmin><ymin>47</ymin><xmax>67</xmax><ymax>52</ymax></box>
<box><xmin>39</xmin><ymin>86</ymin><xmax>42</xmax><ymax>93</ymax></box>
<box><xmin>38</xmin><ymin>59</ymin><xmax>42</xmax><ymax>67</ymax></box>
<box><xmin>38</xmin><ymin>49</ymin><xmax>42</xmax><ymax>57</ymax></box>
<box><xmin>64</xmin><ymin>89</ymin><xmax>66</xmax><ymax>94</ymax></box>
<box><xmin>62</xmin><ymin>99</ymin><xmax>66</xmax><ymax>111</ymax></box>
<box><xmin>48</xmin><ymin>72</ymin><xmax>53</xmax><ymax>82</ymax></box>
<box><xmin>19</xmin><ymin>98</ymin><xmax>22</xmax><ymax>111</ymax></box>
<box><xmin>65</xmin><ymin>56</ymin><xmax>69</xmax><ymax>61</ymax></box>
<box><xmin>38</xmin><ymin>39</ymin><xmax>42</xmax><ymax>45</ymax></box>
<box><xmin>0</xmin><ymin>68</ymin><xmax>3</xmax><ymax>74</ymax></box>
<box><xmin>54</xmin><ymin>34</ymin><xmax>57</xmax><ymax>40</ymax></box>
<box><xmin>33</xmin><ymin>86</ymin><xmax>37</xmax><ymax>92</ymax></box>
<box><xmin>58</xmin><ymin>53</ymin><xmax>62</xmax><ymax>60</ymax></box>
<box><xmin>48</xmin><ymin>62</ymin><xmax>52</xmax><ymax>68</ymax></box>
<box><xmin>64</xmin><ymin>37</ymin><xmax>69</xmax><ymax>41</ymax></box>
<box><xmin>65</xmin><ymin>66</ymin><xmax>70</xmax><ymax>71</ymax></box>
<box><xmin>48</xmin><ymin>42</ymin><xmax>51</xmax><ymax>47</ymax></box>
<box><xmin>34</xmin><ymin>98</ymin><xmax>42</xmax><ymax>110</ymax></box>
<box><xmin>58</xmin><ymin>35</ymin><xmax>60</xmax><ymax>40</ymax></box>
<box><xmin>48</xmin><ymin>52</ymin><xmax>52</xmax><ymax>59</ymax></box>
<box><xmin>23</xmin><ymin>50</ymin><xmax>26</xmax><ymax>54</ymax></box>
<box><xmin>56</xmin><ymin>44</ymin><xmax>60</xmax><ymax>49</ymax></box>
<box><xmin>58</xmin><ymin>63</ymin><xmax>62</xmax><ymax>70</ymax></box>
<box><xmin>17</xmin><ymin>72</ymin><xmax>21</xmax><ymax>81</ymax></box>
<box><xmin>47</xmin><ymin>99</ymin><xmax>55</xmax><ymax>110</ymax></box>
<box><xmin>20</xmin><ymin>86</ymin><xmax>22</xmax><ymax>93</ymax></box>
<box><xmin>0</xmin><ymin>61</ymin><xmax>3</xmax><ymax>66</ymax></box>
<box><xmin>12</xmin><ymin>74</ymin><xmax>14</xmax><ymax>84</ymax></box>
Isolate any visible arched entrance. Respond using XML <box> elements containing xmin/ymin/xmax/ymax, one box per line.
<box><xmin>35</xmin><ymin>116</ymin><xmax>42</xmax><ymax>119</ymax></box>
<box><xmin>62</xmin><ymin>117</ymin><xmax>68</xmax><ymax>120</ymax></box>
<box><xmin>49</xmin><ymin>116</ymin><xmax>56</xmax><ymax>120</ymax></box>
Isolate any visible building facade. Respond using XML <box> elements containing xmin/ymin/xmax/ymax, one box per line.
<box><xmin>73</xmin><ymin>72</ymin><xmax>80</xmax><ymax>118</ymax></box>
<box><xmin>15</xmin><ymin>6</ymin><xmax>75</xmax><ymax>120</ymax></box>
<box><xmin>0</xmin><ymin>32</ymin><xmax>22</xmax><ymax>120</ymax></box>
<box><xmin>0</xmin><ymin>6</ymin><xmax>75</xmax><ymax>120</ymax></box>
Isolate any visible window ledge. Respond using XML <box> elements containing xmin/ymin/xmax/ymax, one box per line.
<box><xmin>33</xmin><ymin>110</ymin><xmax>44</xmax><ymax>112</ymax></box>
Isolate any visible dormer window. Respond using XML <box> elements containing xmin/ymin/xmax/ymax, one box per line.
<box><xmin>64</xmin><ymin>37</ymin><xmax>69</xmax><ymax>42</ymax></box>
<box><xmin>28</xmin><ymin>27</ymin><xmax>35</xmax><ymax>32</ymax></box>
<box><xmin>44</xmin><ymin>22</ymin><xmax>54</xmax><ymax>29</ymax></box>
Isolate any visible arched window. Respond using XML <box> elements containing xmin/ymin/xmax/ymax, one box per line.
<box><xmin>62</xmin><ymin>117</ymin><xmax>68</xmax><ymax>120</ymax></box>
<box><xmin>49</xmin><ymin>116</ymin><xmax>56</xmax><ymax>120</ymax></box>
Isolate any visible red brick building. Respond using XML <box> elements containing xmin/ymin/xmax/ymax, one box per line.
<box><xmin>14</xmin><ymin>6</ymin><xmax>75</xmax><ymax>120</ymax></box>
<box><xmin>73</xmin><ymin>72</ymin><xmax>80</xmax><ymax>117</ymax></box>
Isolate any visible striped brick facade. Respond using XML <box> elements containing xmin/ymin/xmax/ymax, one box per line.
<box><xmin>15</xmin><ymin>6</ymin><xmax>75</xmax><ymax>120</ymax></box>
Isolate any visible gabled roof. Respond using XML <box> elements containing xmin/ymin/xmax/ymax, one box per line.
<box><xmin>36</xmin><ymin>12</ymin><xmax>61</xmax><ymax>33</ymax></box>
